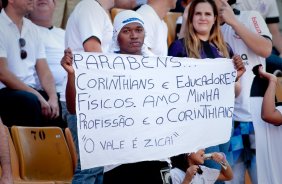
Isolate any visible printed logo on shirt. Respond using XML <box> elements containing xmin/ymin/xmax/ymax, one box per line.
<box><xmin>241</xmin><ymin>54</ymin><xmax>249</xmax><ymax>66</ymax></box>
<box><xmin>252</xmin><ymin>17</ymin><xmax>262</xmax><ymax>34</ymax></box>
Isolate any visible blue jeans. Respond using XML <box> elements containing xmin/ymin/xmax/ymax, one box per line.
<box><xmin>67</xmin><ymin>114</ymin><xmax>104</xmax><ymax>184</ymax></box>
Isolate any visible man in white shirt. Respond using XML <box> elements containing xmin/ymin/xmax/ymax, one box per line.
<box><xmin>28</xmin><ymin>0</ymin><xmax>67</xmax><ymax>128</ymax></box>
<box><xmin>137</xmin><ymin>0</ymin><xmax>177</xmax><ymax>56</ymax></box>
<box><xmin>0</xmin><ymin>0</ymin><xmax>59</xmax><ymax>127</ymax></box>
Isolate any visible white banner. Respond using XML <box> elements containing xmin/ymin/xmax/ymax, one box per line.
<box><xmin>73</xmin><ymin>52</ymin><xmax>236</xmax><ymax>170</ymax></box>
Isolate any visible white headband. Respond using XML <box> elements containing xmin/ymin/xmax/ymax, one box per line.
<box><xmin>112</xmin><ymin>10</ymin><xmax>146</xmax><ymax>53</ymax></box>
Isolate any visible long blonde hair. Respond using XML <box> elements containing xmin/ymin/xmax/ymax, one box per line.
<box><xmin>184</xmin><ymin>0</ymin><xmax>230</xmax><ymax>58</ymax></box>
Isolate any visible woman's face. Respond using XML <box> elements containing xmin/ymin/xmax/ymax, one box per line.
<box><xmin>192</xmin><ymin>2</ymin><xmax>216</xmax><ymax>41</ymax></box>
<box><xmin>117</xmin><ymin>22</ymin><xmax>145</xmax><ymax>55</ymax></box>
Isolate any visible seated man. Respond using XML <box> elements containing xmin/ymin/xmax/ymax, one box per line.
<box><xmin>28</xmin><ymin>0</ymin><xmax>67</xmax><ymax>128</ymax></box>
<box><xmin>0</xmin><ymin>117</ymin><xmax>12</xmax><ymax>184</ymax></box>
<box><xmin>0</xmin><ymin>0</ymin><xmax>59</xmax><ymax>127</ymax></box>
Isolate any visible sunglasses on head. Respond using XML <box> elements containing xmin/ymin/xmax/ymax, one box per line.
<box><xmin>19</xmin><ymin>38</ymin><xmax>27</xmax><ymax>60</ymax></box>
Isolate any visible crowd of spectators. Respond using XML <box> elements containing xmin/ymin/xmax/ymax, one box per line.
<box><xmin>1</xmin><ymin>0</ymin><xmax>282</xmax><ymax>184</ymax></box>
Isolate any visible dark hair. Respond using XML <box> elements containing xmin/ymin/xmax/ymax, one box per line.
<box><xmin>170</xmin><ymin>154</ymin><xmax>189</xmax><ymax>172</ymax></box>
<box><xmin>252</xmin><ymin>64</ymin><xmax>262</xmax><ymax>76</ymax></box>
<box><xmin>228</xmin><ymin>0</ymin><xmax>236</xmax><ymax>6</ymax></box>
<box><xmin>2</xmin><ymin>0</ymin><xmax>8</xmax><ymax>8</ymax></box>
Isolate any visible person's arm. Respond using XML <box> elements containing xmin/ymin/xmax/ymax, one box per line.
<box><xmin>83</xmin><ymin>37</ymin><xmax>102</xmax><ymax>52</ymax></box>
<box><xmin>235</xmin><ymin>81</ymin><xmax>241</xmax><ymax>97</ymax></box>
<box><xmin>63</xmin><ymin>38</ymin><xmax>102</xmax><ymax>114</ymax></box>
<box><xmin>61</xmin><ymin>48</ymin><xmax>76</xmax><ymax>114</ymax></box>
<box><xmin>0</xmin><ymin>118</ymin><xmax>12</xmax><ymax>184</ymax></box>
<box><xmin>36</xmin><ymin>59</ymin><xmax>59</xmax><ymax>119</ymax></box>
<box><xmin>178</xmin><ymin>4</ymin><xmax>189</xmax><ymax>39</ymax></box>
<box><xmin>0</xmin><ymin>57</ymin><xmax>51</xmax><ymax>117</ymax></box>
<box><xmin>211</xmin><ymin>152</ymin><xmax>233</xmax><ymax>181</ymax></box>
<box><xmin>219</xmin><ymin>0</ymin><xmax>272</xmax><ymax>58</ymax></box>
<box><xmin>217</xmin><ymin>163</ymin><xmax>233</xmax><ymax>181</ymax></box>
<box><xmin>232</xmin><ymin>54</ymin><xmax>245</xmax><ymax>97</ymax></box>
<box><xmin>181</xmin><ymin>165</ymin><xmax>198</xmax><ymax>184</ymax></box>
<box><xmin>259</xmin><ymin>66</ymin><xmax>282</xmax><ymax>125</ymax></box>
<box><xmin>267</xmin><ymin>23</ymin><xmax>282</xmax><ymax>57</ymax></box>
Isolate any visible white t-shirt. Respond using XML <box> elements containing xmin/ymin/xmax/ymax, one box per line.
<box><xmin>170</xmin><ymin>166</ymin><xmax>220</xmax><ymax>184</ymax></box>
<box><xmin>0</xmin><ymin>10</ymin><xmax>46</xmax><ymax>89</ymax></box>
<box><xmin>221</xmin><ymin>10</ymin><xmax>272</xmax><ymax>121</ymax></box>
<box><xmin>65</xmin><ymin>0</ymin><xmax>113</xmax><ymax>52</ymax></box>
<box><xmin>137</xmin><ymin>4</ymin><xmax>168</xmax><ymax>56</ymax></box>
<box><xmin>236</xmin><ymin>0</ymin><xmax>279</xmax><ymax>23</ymax></box>
<box><xmin>250</xmin><ymin>97</ymin><xmax>282</xmax><ymax>184</ymax></box>
<box><xmin>35</xmin><ymin>26</ymin><xmax>66</xmax><ymax>101</ymax></box>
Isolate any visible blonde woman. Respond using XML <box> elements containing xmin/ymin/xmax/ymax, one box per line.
<box><xmin>168</xmin><ymin>0</ymin><xmax>245</xmax><ymax>175</ymax></box>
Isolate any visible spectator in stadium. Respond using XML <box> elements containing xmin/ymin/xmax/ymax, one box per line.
<box><xmin>168</xmin><ymin>1</ymin><xmax>245</xmax><ymax>183</ymax></box>
<box><xmin>0</xmin><ymin>0</ymin><xmax>59</xmax><ymax>127</ymax></box>
<box><xmin>214</xmin><ymin>0</ymin><xmax>272</xmax><ymax>183</ymax></box>
<box><xmin>28</xmin><ymin>0</ymin><xmax>67</xmax><ymax>128</ymax></box>
<box><xmin>170</xmin><ymin>149</ymin><xmax>233</xmax><ymax>184</ymax></box>
<box><xmin>168</xmin><ymin>0</ymin><xmax>245</xmax><ymax>96</ymax></box>
<box><xmin>246</xmin><ymin>63</ymin><xmax>282</xmax><ymax>184</ymax></box>
<box><xmin>259</xmin><ymin>65</ymin><xmax>282</xmax><ymax>125</ymax></box>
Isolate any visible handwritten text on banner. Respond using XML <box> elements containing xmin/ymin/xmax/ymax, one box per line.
<box><xmin>73</xmin><ymin>52</ymin><xmax>236</xmax><ymax>170</ymax></box>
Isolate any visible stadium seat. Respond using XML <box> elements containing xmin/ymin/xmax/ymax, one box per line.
<box><xmin>11</xmin><ymin>126</ymin><xmax>73</xmax><ymax>183</ymax></box>
<box><xmin>164</xmin><ymin>12</ymin><xmax>182</xmax><ymax>47</ymax></box>
<box><xmin>64</xmin><ymin>128</ymin><xmax>78</xmax><ymax>172</ymax></box>
<box><xmin>0</xmin><ymin>126</ymin><xmax>55</xmax><ymax>184</ymax></box>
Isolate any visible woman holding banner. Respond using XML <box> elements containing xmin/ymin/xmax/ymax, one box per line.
<box><xmin>168</xmin><ymin>0</ymin><xmax>245</xmax><ymax>89</ymax></box>
<box><xmin>168</xmin><ymin>0</ymin><xmax>245</xmax><ymax>181</ymax></box>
